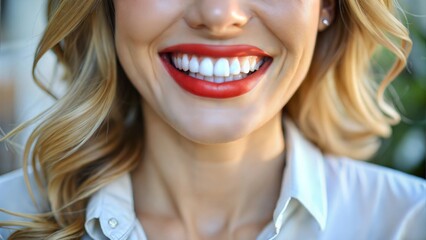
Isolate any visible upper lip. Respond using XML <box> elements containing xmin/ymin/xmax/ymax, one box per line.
<box><xmin>159</xmin><ymin>44</ymin><xmax>271</xmax><ymax>58</ymax></box>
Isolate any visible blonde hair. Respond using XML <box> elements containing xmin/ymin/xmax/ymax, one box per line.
<box><xmin>287</xmin><ymin>0</ymin><xmax>411</xmax><ymax>159</ymax></box>
<box><xmin>0</xmin><ymin>0</ymin><xmax>411</xmax><ymax>238</ymax></box>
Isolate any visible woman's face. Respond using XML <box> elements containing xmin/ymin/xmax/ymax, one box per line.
<box><xmin>114</xmin><ymin>0</ymin><xmax>325</xmax><ymax>143</ymax></box>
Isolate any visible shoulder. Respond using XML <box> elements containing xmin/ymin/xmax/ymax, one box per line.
<box><xmin>324</xmin><ymin>155</ymin><xmax>425</xmax><ymax>199</ymax></box>
<box><xmin>0</xmin><ymin>168</ymin><xmax>49</xmax><ymax>237</ymax></box>
<box><xmin>0</xmin><ymin>168</ymin><xmax>48</xmax><ymax>215</ymax></box>
<box><xmin>322</xmin><ymin>156</ymin><xmax>425</xmax><ymax>238</ymax></box>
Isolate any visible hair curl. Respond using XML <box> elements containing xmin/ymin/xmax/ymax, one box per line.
<box><xmin>287</xmin><ymin>0</ymin><xmax>411</xmax><ymax>159</ymax></box>
<box><xmin>0</xmin><ymin>0</ymin><xmax>412</xmax><ymax>238</ymax></box>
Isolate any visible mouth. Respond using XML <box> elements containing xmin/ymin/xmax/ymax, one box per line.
<box><xmin>160</xmin><ymin>44</ymin><xmax>272</xmax><ymax>98</ymax></box>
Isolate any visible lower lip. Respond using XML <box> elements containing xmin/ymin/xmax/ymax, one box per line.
<box><xmin>161</xmin><ymin>56</ymin><xmax>271</xmax><ymax>99</ymax></box>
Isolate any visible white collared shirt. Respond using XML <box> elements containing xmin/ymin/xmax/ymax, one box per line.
<box><xmin>1</xmin><ymin>120</ymin><xmax>425</xmax><ymax>239</ymax></box>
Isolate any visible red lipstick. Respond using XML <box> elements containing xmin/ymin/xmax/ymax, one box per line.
<box><xmin>160</xmin><ymin>44</ymin><xmax>272</xmax><ymax>99</ymax></box>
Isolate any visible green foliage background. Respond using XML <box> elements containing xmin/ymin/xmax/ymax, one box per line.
<box><xmin>370</xmin><ymin>1</ymin><xmax>426</xmax><ymax>178</ymax></box>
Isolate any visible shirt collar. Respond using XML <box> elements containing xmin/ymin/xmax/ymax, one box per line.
<box><xmin>84</xmin><ymin>118</ymin><xmax>328</xmax><ymax>238</ymax></box>
<box><xmin>273</xmin><ymin>118</ymin><xmax>328</xmax><ymax>231</ymax></box>
<box><xmin>85</xmin><ymin>174</ymin><xmax>136</xmax><ymax>240</ymax></box>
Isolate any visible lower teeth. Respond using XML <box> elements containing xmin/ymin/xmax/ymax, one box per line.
<box><xmin>185</xmin><ymin>71</ymin><xmax>250</xmax><ymax>82</ymax></box>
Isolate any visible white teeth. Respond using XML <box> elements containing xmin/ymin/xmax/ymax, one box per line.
<box><xmin>177</xmin><ymin>56</ymin><xmax>183</xmax><ymax>70</ymax></box>
<box><xmin>188</xmin><ymin>72</ymin><xmax>249</xmax><ymax>82</ymax></box>
<box><xmin>214</xmin><ymin>58</ymin><xmax>230</xmax><ymax>77</ymax></box>
<box><xmin>234</xmin><ymin>75</ymin><xmax>243</xmax><ymax>80</ymax></box>
<box><xmin>215</xmin><ymin>77</ymin><xmax>225</xmax><ymax>83</ymax></box>
<box><xmin>254</xmin><ymin>60</ymin><xmax>262</xmax><ymax>70</ymax></box>
<box><xmin>172</xmin><ymin>54</ymin><xmax>267</xmax><ymax>82</ymax></box>
<box><xmin>196</xmin><ymin>73</ymin><xmax>204</xmax><ymax>80</ymax></box>
<box><xmin>241</xmin><ymin>57</ymin><xmax>250</xmax><ymax>74</ymax></box>
<box><xmin>250</xmin><ymin>58</ymin><xmax>256</xmax><ymax>72</ymax></box>
<box><xmin>204</xmin><ymin>76</ymin><xmax>214</xmax><ymax>82</ymax></box>
<box><xmin>230</xmin><ymin>57</ymin><xmax>241</xmax><ymax>75</ymax></box>
<box><xmin>189</xmin><ymin>56</ymin><xmax>199</xmax><ymax>73</ymax></box>
<box><xmin>182</xmin><ymin>54</ymin><xmax>189</xmax><ymax>71</ymax></box>
<box><xmin>199</xmin><ymin>58</ymin><xmax>214</xmax><ymax>77</ymax></box>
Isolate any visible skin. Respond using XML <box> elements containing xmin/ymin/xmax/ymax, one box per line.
<box><xmin>113</xmin><ymin>0</ymin><xmax>334</xmax><ymax>239</ymax></box>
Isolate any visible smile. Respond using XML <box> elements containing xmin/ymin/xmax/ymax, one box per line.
<box><xmin>160</xmin><ymin>44</ymin><xmax>272</xmax><ymax>98</ymax></box>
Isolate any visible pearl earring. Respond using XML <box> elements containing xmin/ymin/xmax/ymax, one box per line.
<box><xmin>322</xmin><ymin>19</ymin><xmax>330</xmax><ymax>26</ymax></box>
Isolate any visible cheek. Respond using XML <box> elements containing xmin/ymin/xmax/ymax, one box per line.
<box><xmin>253</xmin><ymin>1</ymin><xmax>321</xmax><ymax>112</ymax></box>
<box><xmin>113</xmin><ymin>0</ymin><xmax>187</xmax><ymax>102</ymax></box>
<box><xmin>114</xmin><ymin>0</ymin><xmax>185</xmax><ymax>43</ymax></box>
<box><xmin>257</xmin><ymin>0</ymin><xmax>320</xmax><ymax>94</ymax></box>
<box><xmin>257</xmin><ymin>0</ymin><xmax>320</xmax><ymax>53</ymax></box>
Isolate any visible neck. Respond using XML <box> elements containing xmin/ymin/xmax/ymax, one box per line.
<box><xmin>131</xmin><ymin>102</ymin><xmax>286</xmax><ymax>239</ymax></box>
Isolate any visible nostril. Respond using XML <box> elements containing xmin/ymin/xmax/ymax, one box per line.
<box><xmin>230</xmin><ymin>10</ymin><xmax>250</xmax><ymax>27</ymax></box>
<box><xmin>183</xmin><ymin>1</ymin><xmax>251</xmax><ymax>35</ymax></box>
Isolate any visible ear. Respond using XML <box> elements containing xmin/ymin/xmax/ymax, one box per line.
<box><xmin>318</xmin><ymin>0</ymin><xmax>336</xmax><ymax>31</ymax></box>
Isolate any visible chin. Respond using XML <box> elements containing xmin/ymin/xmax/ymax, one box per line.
<box><xmin>176</xmin><ymin>120</ymin><xmax>253</xmax><ymax>145</ymax></box>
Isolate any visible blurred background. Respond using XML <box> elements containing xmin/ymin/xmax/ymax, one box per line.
<box><xmin>0</xmin><ymin>0</ymin><xmax>425</xmax><ymax>177</ymax></box>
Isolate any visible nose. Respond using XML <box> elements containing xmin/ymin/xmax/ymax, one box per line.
<box><xmin>184</xmin><ymin>0</ymin><xmax>250</xmax><ymax>37</ymax></box>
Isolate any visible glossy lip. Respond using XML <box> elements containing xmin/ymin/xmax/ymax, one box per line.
<box><xmin>159</xmin><ymin>44</ymin><xmax>273</xmax><ymax>99</ymax></box>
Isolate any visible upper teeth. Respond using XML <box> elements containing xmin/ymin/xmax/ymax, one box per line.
<box><xmin>172</xmin><ymin>54</ymin><xmax>264</xmax><ymax>78</ymax></box>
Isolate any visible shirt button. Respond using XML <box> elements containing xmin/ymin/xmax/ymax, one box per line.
<box><xmin>108</xmin><ymin>218</ymin><xmax>119</xmax><ymax>229</ymax></box>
